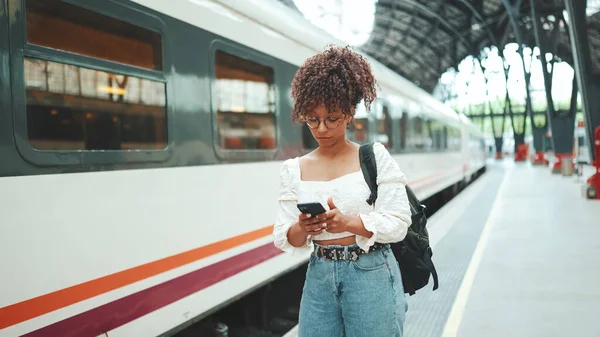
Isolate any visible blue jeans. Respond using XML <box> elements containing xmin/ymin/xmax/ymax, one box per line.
<box><xmin>298</xmin><ymin>244</ymin><xmax>407</xmax><ymax>337</ymax></box>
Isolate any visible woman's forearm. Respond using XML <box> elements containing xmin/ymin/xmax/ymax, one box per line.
<box><xmin>346</xmin><ymin>215</ymin><xmax>373</xmax><ymax>238</ymax></box>
<box><xmin>287</xmin><ymin>222</ymin><xmax>309</xmax><ymax>247</ymax></box>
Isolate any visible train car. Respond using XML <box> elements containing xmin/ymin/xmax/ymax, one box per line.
<box><xmin>0</xmin><ymin>0</ymin><xmax>486</xmax><ymax>336</ymax></box>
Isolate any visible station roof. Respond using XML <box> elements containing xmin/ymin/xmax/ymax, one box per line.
<box><xmin>279</xmin><ymin>0</ymin><xmax>600</xmax><ymax>94</ymax></box>
<box><xmin>364</xmin><ymin>0</ymin><xmax>508</xmax><ymax>93</ymax></box>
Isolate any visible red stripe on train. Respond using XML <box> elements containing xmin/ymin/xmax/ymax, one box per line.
<box><xmin>21</xmin><ymin>243</ymin><xmax>283</xmax><ymax>337</ymax></box>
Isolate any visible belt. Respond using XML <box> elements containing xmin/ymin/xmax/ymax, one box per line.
<box><xmin>314</xmin><ymin>242</ymin><xmax>387</xmax><ymax>261</ymax></box>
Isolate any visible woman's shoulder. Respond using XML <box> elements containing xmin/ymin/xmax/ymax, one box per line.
<box><xmin>278</xmin><ymin>157</ymin><xmax>301</xmax><ymax>198</ymax></box>
<box><xmin>356</xmin><ymin>141</ymin><xmax>392</xmax><ymax>167</ymax></box>
<box><xmin>281</xmin><ymin>156</ymin><xmax>300</xmax><ymax>171</ymax></box>
<box><xmin>278</xmin><ymin>157</ymin><xmax>300</xmax><ymax>199</ymax></box>
<box><xmin>371</xmin><ymin>142</ymin><xmax>407</xmax><ymax>183</ymax></box>
<box><xmin>372</xmin><ymin>142</ymin><xmax>392</xmax><ymax>160</ymax></box>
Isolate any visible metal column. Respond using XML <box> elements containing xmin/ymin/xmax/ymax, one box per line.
<box><xmin>565</xmin><ymin>0</ymin><xmax>600</xmax><ymax>199</ymax></box>
<box><xmin>564</xmin><ymin>0</ymin><xmax>600</xmax><ymax>163</ymax></box>
<box><xmin>530</xmin><ymin>0</ymin><xmax>576</xmax><ymax>171</ymax></box>
<box><xmin>502</xmin><ymin>0</ymin><xmax>535</xmax><ymax>161</ymax></box>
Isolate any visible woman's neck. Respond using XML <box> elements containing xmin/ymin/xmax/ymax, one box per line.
<box><xmin>316</xmin><ymin>138</ymin><xmax>354</xmax><ymax>159</ymax></box>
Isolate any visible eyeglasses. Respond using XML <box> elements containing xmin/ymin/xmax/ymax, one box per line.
<box><xmin>303</xmin><ymin>116</ymin><xmax>344</xmax><ymax>130</ymax></box>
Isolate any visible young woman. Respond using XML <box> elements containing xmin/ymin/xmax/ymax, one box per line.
<box><xmin>273</xmin><ymin>45</ymin><xmax>413</xmax><ymax>337</ymax></box>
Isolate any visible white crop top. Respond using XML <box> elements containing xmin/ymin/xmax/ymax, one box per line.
<box><xmin>273</xmin><ymin>142</ymin><xmax>412</xmax><ymax>255</ymax></box>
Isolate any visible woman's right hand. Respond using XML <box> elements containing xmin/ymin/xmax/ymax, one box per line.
<box><xmin>297</xmin><ymin>213</ymin><xmax>327</xmax><ymax>236</ymax></box>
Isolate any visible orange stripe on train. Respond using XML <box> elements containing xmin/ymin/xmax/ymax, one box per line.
<box><xmin>0</xmin><ymin>225</ymin><xmax>274</xmax><ymax>330</ymax></box>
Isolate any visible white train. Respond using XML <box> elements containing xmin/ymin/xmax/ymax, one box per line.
<box><xmin>0</xmin><ymin>0</ymin><xmax>486</xmax><ymax>336</ymax></box>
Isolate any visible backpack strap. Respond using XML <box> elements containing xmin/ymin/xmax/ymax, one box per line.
<box><xmin>405</xmin><ymin>185</ymin><xmax>421</xmax><ymax>215</ymax></box>
<box><xmin>359</xmin><ymin>143</ymin><xmax>378</xmax><ymax>205</ymax></box>
<box><xmin>425</xmin><ymin>249</ymin><xmax>440</xmax><ymax>291</ymax></box>
<box><xmin>359</xmin><ymin>143</ymin><xmax>420</xmax><ymax>214</ymax></box>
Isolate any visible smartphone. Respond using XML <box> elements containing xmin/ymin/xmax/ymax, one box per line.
<box><xmin>297</xmin><ymin>202</ymin><xmax>327</xmax><ymax>216</ymax></box>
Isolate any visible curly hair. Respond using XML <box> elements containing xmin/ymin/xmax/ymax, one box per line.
<box><xmin>290</xmin><ymin>44</ymin><xmax>378</xmax><ymax>122</ymax></box>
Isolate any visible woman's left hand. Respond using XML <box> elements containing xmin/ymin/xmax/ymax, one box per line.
<box><xmin>316</xmin><ymin>197</ymin><xmax>351</xmax><ymax>233</ymax></box>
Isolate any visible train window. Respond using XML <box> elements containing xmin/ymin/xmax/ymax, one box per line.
<box><xmin>447</xmin><ymin>126</ymin><xmax>461</xmax><ymax>151</ymax></box>
<box><xmin>348</xmin><ymin>103</ymin><xmax>369</xmax><ymax>143</ymax></box>
<box><xmin>26</xmin><ymin>0</ymin><xmax>162</xmax><ymax>71</ymax></box>
<box><xmin>410</xmin><ymin>116</ymin><xmax>432</xmax><ymax>151</ymax></box>
<box><xmin>375</xmin><ymin>103</ymin><xmax>393</xmax><ymax>149</ymax></box>
<box><xmin>24</xmin><ymin>57</ymin><xmax>167</xmax><ymax>150</ymax></box>
<box><xmin>351</xmin><ymin>118</ymin><xmax>369</xmax><ymax>142</ymax></box>
<box><xmin>214</xmin><ymin>50</ymin><xmax>276</xmax><ymax>150</ymax></box>
<box><xmin>429</xmin><ymin>120</ymin><xmax>446</xmax><ymax>150</ymax></box>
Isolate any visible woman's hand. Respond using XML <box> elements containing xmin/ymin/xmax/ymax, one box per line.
<box><xmin>297</xmin><ymin>212</ymin><xmax>328</xmax><ymax>236</ymax></box>
<box><xmin>317</xmin><ymin>197</ymin><xmax>351</xmax><ymax>233</ymax></box>
<box><xmin>319</xmin><ymin>197</ymin><xmax>374</xmax><ymax>238</ymax></box>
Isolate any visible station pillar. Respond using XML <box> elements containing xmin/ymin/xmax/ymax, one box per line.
<box><xmin>494</xmin><ymin>137</ymin><xmax>503</xmax><ymax>159</ymax></box>
<box><xmin>549</xmin><ymin>111</ymin><xmax>576</xmax><ymax>173</ymax></box>
<box><xmin>565</xmin><ymin>0</ymin><xmax>600</xmax><ymax>184</ymax></box>
<box><xmin>530</xmin><ymin>0</ymin><xmax>578</xmax><ymax>172</ymax></box>
<box><xmin>514</xmin><ymin>134</ymin><xmax>528</xmax><ymax>162</ymax></box>
<box><xmin>586</xmin><ymin>126</ymin><xmax>600</xmax><ymax>199</ymax></box>
<box><xmin>531</xmin><ymin>126</ymin><xmax>549</xmax><ymax>165</ymax></box>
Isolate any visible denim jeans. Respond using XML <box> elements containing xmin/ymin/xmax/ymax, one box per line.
<box><xmin>298</xmin><ymin>243</ymin><xmax>407</xmax><ymax>337</ymax></box>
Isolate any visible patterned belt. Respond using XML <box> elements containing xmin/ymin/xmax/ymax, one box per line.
<box><xmin>314</xmin><ymin>242</ymin><xmax>387</xmax><ymax>261</ymax></box>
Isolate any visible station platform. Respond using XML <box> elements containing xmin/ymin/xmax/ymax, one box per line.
<box><xmin>285</xmin><ymin>159</ymin><xmax>600</xmax><ymax>337</ymax></box>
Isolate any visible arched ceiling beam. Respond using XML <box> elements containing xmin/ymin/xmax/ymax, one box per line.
<box><xmin>415</xmin><ymin>1</ymin><xmax>447</xmax><ymax>58</ymax></box>
<box><xmin>375</xmin><ymin>1</ymin><xmax>473</xmax><ymax>50</ymax></box>
<box><xmin>457</xmin><ymin>0</ymin><xmax>499</xmax><ymax>46</ymax></box>
<box><xmin>397</xmin><ymin>0</ymin><xmax>472</xmax><ymax>48</ymax></box>
<box><xmin>362</xmin><ymin>43</ymin><xmax>440</xmax><ymax>79</ymax></box>
<box><xmin>372</xmin><ymin>14</ymin><xmax>447</xmax><ymax>57</ymax></box>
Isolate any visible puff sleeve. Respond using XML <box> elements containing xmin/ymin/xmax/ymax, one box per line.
<box><xmin>356</xmin><ymin>142</ymin><xmax>412</xmax><ymax>252</ymax></box>
<box><xmin>273</xmin><ymin>159</ymin><xmax>313</xmax><ymax>255</ymax></box>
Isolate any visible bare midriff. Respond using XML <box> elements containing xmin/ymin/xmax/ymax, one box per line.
<box><xmin>314</xmin><ymin>236</ymin><xmax>356</xmax><ymax>247</ymax></box>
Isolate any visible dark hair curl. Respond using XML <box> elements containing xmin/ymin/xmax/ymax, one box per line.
<box><xmin>290</xmin><ymin>44</ymin><xmax>378</xmax><ymax>122</ymax></box>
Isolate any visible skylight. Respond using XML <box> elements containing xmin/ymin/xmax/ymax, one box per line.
<box><xmin>292</xmin><ymin>0</ymin><xmax>378</xmax><ymax>46</ymax></box>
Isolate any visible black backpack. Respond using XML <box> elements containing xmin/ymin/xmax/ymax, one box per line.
<box><xmin>359</xmin><ymin>143</ymin><xmax>439</xmax><ymax>296</ymax></box>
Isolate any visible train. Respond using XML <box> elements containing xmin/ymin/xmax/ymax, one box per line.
<box><xmin>0</xmin><ymin>0</ymin><xmax>486</xmax><ymax>336</ymax></box>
